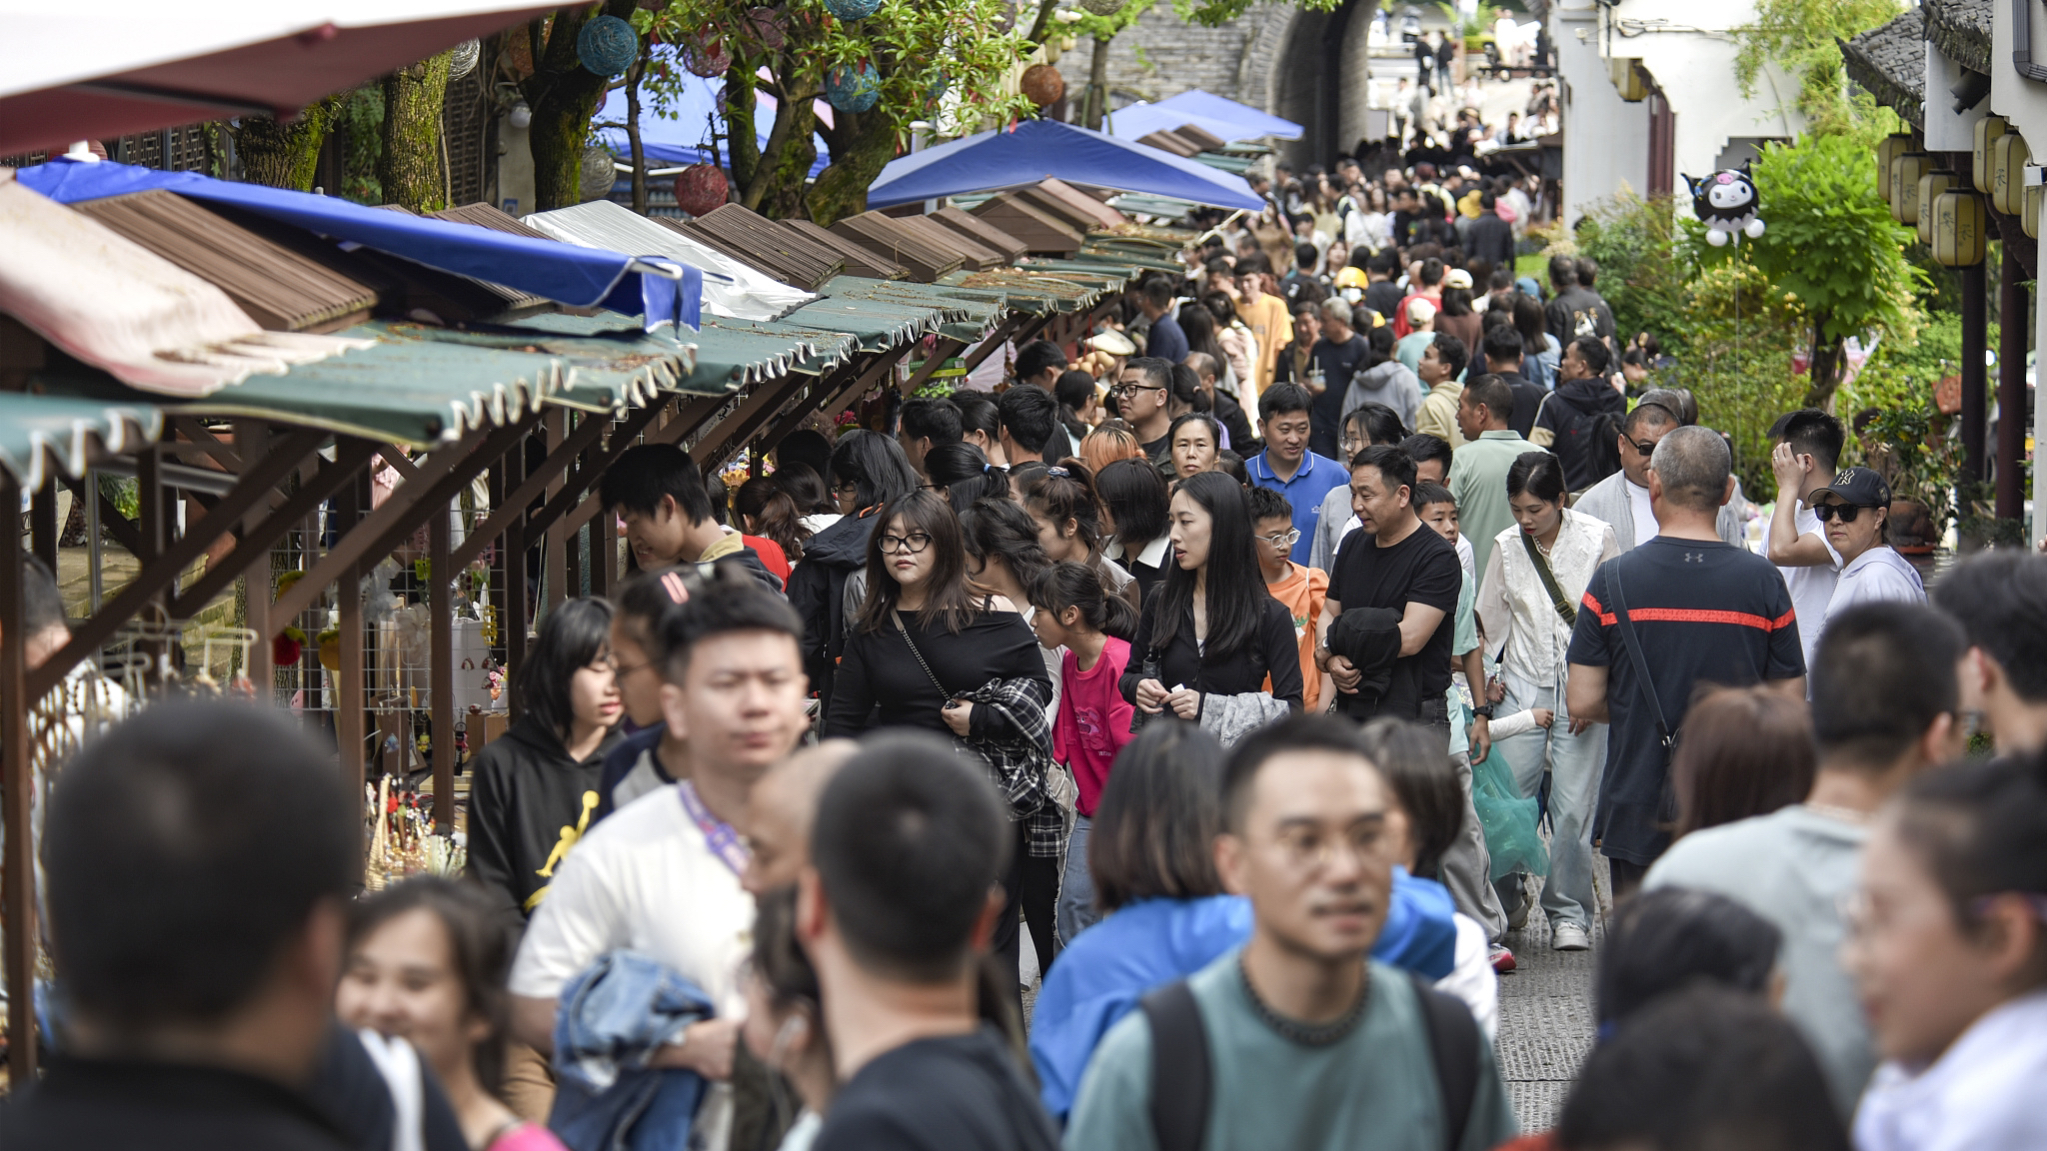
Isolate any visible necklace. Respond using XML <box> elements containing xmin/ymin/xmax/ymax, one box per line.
<box><xmin>1237</xmin><ymin>955</ymin><xmax>1371</xmax><ymax>1046</ymax></box>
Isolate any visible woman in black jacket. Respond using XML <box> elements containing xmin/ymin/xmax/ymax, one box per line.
<box><xmin>1121</xmin><ymin>472</ymin><xmax>1304</xmax><ymax>725</ymax></box>
<box><xmin>822</xmin><ymin>490</ymin><xmax>1057</xmax><ymax>986</ymax></box>
<box><xmin>785</xmin><ymin>430</ymin><xmax>920</xmax><ymax>716</ymax></box>
<box><xmin>465</xmin><ymin>597</ymin><xmax>623</xmax><ymax>930</ymax></box>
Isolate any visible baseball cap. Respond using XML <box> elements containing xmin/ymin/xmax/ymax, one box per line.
<box><xmin>1407</xmin><ymin>297</ymin><xmax>1438</xmax><ymax>325</ymax></box>
<box><xmin>1089</xmin><ymin>330</ymin><xmax>1137</xmax><ymax>357</ymax></box>
<box><xmin>1809</xmin><ymin>467</ymin><xmax>1892</xmax><ymax>508</ymax></box>
<box><xmin>1444</xmin><ymin>268</ymin><xmax>1473</xmax><ymax>290</ymax></box>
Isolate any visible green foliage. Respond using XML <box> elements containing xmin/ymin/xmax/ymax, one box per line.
<box><xmin>333</xmin><ymin>87</ymin><xmax>385</xmax><ymax>205</ymax></box>
<box><xmin>1732</xmin><ymin>0</ymin><xmax>1903</xmax><ymax>136</ymax></box>
<box><xmin>1741</xmin><ymin>135</ymin><xmax>1920</xmax><ymax>346</ymax></box>
<box><xmin>1435</xmin><ymin>1</ymin><xmax>1501</xmax><ymax>42</ymax></box>
<box><xmin>1858</xmin><ymin>400</ymin><xmax>1964</xmax><ymax>538</ymax></box>
<box><xmin>1173</xmin><ymin>0</ymin><xmax>1342</xmax><ymax>29</ymax></box>
<box><xmin>1570</xmin><ymin>192</ymin><xmax>1701</xmax><ymax>355</ymax></box>
<box><xmin>1660</xmin><ymin>265</ymin><xmax>1814</xmax><ymax>497</ymax></box>
<box><xmin>1065</xmin><ymin>0</ymin><xmax>1159</xmax><ymax>41</ymax></box>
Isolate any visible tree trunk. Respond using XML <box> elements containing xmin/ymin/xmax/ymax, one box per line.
<box><xmin>1086</xmin><ymin>36</ymin><xmax>1111</xmax><ymax>129</ymax></box>
<box><xmin>1804</xmin><ymin>321</ymin><xmax>1844</xmax><ymax>411</ymax></box>
<box><xmin>231</xmin><ymin>104</ymin><xmax>334</xmax><ymax>190</ymax></box>
<box><xmin>808</xmin><ymin>110</ymin><xmax>899</xmax><ymax>227</ymax></box>
<box><xmin>725</xmin><ymin>66</ymin><xmax>761</xmax><ymax>196</ymax></box>
<box><xmin>625</xmin><ymin>46</ymin><xmax>648</xmax><ymax>214</ymax></box>
<box><xmin>379</xmin><ymin>51</ymin><xmax>453</xmax><ymax>211</ymax></box>
<box><xmin>753</xmin><ymin>101</ymin><xmax>818</xmax><ymax>219</ymax></box>
<box><xmin>521</xmin><ymin>2</ymin><xmax>639</xmax><ymax>211</ymax></box>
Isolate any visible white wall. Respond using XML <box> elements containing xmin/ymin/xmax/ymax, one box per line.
<box><xmin>1989</xmin><ymin>2</ymin><xmax>2047</xmax><ymax>542</ymax></box>
<box><xmin>1554</xmin><ymin>0</ymin><xmax>1647</xmax><ymax>224</ymax></box>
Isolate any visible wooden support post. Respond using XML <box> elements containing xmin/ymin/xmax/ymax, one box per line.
<box><xmin>1999</xmin><ymin>246</ymin><xmax>2029</xmax><ymax>520</ymax></box>
<box><xmin>0</xmin><ymin>474</ymin><xmax>36</xmax><ymax>1082</ymax></box>
<box><xmin>234</xmin><ymin>422</ymin><xmax>275</xmax><ymax>701</ymax></box>
<box><xmin>1961</xmin><ymin>260</ymin><xmax>1988</xmax><ymax>485</ymax></box>
<box><xmin>543</xmin><ymin>409</ymin><xmax>568</xmax><ymax>613</ymax></box>
<box><xmin>335</xmin><ymin>470</ymin><xmax>366</xmax><ymax>786</ymax></box>
<box><xmin>29</xmin><ymin>483</ymin><xmax>57</xmax><ymax>573</ymax></box>
<box><xmin>429</xmin><ymin>492</ymin><xmax>454</xmax><ymax>830</ymax></box>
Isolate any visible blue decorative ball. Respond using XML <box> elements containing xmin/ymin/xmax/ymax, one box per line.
<box><xmin>824</xmin><ymin>0</ymin><xmax>883</xmax><ymax>22</ymax></box>
<box><xmin>577</xmin><ymin>14</ymin><xmax>638</xmax><ymax>76</ymax></box>
<box><xmin>825</xmin><ymin>63</ymin><xmax>881</xmax><ymax>112</ymax></box>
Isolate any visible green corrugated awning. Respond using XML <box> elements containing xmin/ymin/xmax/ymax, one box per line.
<box><xmin>31</xmin><ymin>317</ymin><xmax>706</xmax><ymax>447</ymax></box>
<box><xmin>688</xmin><ymin>317</ymin><xmax>858</xmax><ymax>388</ymax></box>
<box><xmin>0</xmin><ymin>392</ymin><xmax>162</xmax><ymax>488</ymax></box>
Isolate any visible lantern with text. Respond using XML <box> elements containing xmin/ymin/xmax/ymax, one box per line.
<box><xmin>1931</xmin><ymin>189</ymin><xmax>1987</xmax><ymax>267</ymax></box>
<box><xmin>1916</xmin><ymin>171</ymin><xmax>1956</xmax><ymax>245</ymax></box>
<box><xmin>1891</xmin><ymin>152</ymin><xmax>1932</xmax><ymax>224</ymax></box>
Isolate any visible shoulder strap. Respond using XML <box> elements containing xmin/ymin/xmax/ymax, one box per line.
<box><xmin>1141</xmin><ymin>980</ymin><xmax>1211</xmax><ymax>1151</ymax></box>
<box><xmin>1518</xmin><ymin>530</ymin><xmax>1577</xmax><ymax>628</ymax></box>
<box><xmin>1409</xmin><ymin>973</ymin><xmax>1479</xmax><ymax>1151</ymax></box>
<box><xmin>1604</xmin><ymin>566</ymin><xmax>1674</xmax><ymax>750</ymax></box>
<box><xmin>891</xmin><ymin>609</ymin><xmax>952</xmax><ymax>699</ymax></box>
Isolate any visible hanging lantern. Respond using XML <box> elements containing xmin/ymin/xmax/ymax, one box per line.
<box><xmin>505</xmin><ymin>25</ymin><xmax>536</xmax><ymax>77</ymax></box>
<box><xmin>577</xmin><ymin>14</ymin><xmax>639</xmax><ymax>76</ymax></box>
<box><xmin>1021</xmin><ymin>63</ymin><xmax>1066</xmax><ymax>107</ymax></box>
<box><xmin>1991</xmin><ymin>131</ymin><xmax>2030</xmax><ymax>215</ymax></box>
<box><xmin>1890</xmin><ymin>152</ymin><xmax>1931</xmax><ymax>224</ymax></box>
<box><xmin>674</xmin><ymin>164</ymin><xmax>730</xmax><ymax>217</ymax></box>
<box><xmin>1079</xmin><ymin>0</ymin><xmax>1127</xmax><ymax>13</ymax></box>
<box><xmin>1875</xmin><ymin>131</ymin><xmax>1913</xmax><ymax>205</ymax></box>
<box><xmin>1973</xmin><ymin>116</ymin><xmax>2009</xmax><ymax>194</ymax></box>
<box><xmin>1930</xmin><ymin>189</ymin><xmax>1987</xmax><ymax>267</ymax></box>
<box><xmin>825</xmin><ymin>63</ymin><xmax>881</xmax><ymax>112</ymax></box>
<box><xmin>2027</xmin><ymin>181</ymin><xmax>2042</xmax><ymax>240</ymax></box>
<box><xmin>682</xmin><ymin>35</ymin><xmax>731</xmax><ymax>78</ymax></box>
<box><xmin>448</xmin><ymin>39</ymin><xmax>481</xmax><ymax>80</ymax></box>
<box><xmin>1916</xmin><ymin>171</ymin><xmax>1956</xmax><ymax>245</ymax></box>
<box><xmin>580</xmin><ymin>145</ymin><xmax>619</xmax><ymax>202</ymax></box>
<box><xmin>824</xmin><ymin>0</ymin><xmax>883</xmax><ymax>21</ymax></box>
<box><xmin>746</xmin><ymin>7</ymin><xmax>787</xmax><ymax>50</ymax></box>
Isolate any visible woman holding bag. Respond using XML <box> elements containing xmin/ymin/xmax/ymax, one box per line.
<box><xmin>821</xmin><ymin>489</ymin><xmax>1060</xmax><ymax>988</ymax></box>
<box><xmin>1120</xmin><ymin>472</ymin><xmax>1304</xmax><ymax>743</ymax></box>
<box><xmin>1474</xmin><ymin>451</ymin><xmax>1619</xmax><ymax>953</ymax></box>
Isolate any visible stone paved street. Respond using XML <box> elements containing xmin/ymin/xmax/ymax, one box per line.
<box><xmin>1494</xmin><ymin>910</ymin><xmax>1599</xmax><ymax>1133</ymax></box>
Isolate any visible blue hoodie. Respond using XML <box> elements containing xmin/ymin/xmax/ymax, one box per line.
<box><xmin>1027</xmin><ymin>869</ymin><xmax>1458</xmax><ymax>1121</ymax></box>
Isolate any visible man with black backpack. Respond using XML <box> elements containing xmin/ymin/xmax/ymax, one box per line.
<box><xmin>1528</xmin><ymin>336</ymin><xmax>1625</xmax><ymax>494</ymax></box>
<box><xmin>1064</xmin><ymin>717</ymin><xmax>1516</xmax><ymax>1151</ymax></box>
<box><xmin>1565</xmin><ymin>427</ymin><xmax>1806</xmax><ymax>897</ymax></box>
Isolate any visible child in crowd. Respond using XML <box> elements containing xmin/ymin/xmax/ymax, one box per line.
<box><xmin>1248</xmin><ymin>486</ymin><xmax>1331</xmax><ymax>712</ymax></box>
<box><xmin>1028</xmin><ymin>561</ymin><xmax>1140</xmax><ymax>943</ymax></box>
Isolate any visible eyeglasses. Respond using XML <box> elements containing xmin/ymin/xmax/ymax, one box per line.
<box><xmin>1110</xmin><ymin>382</ymin><xmax>1165</xmax><ymax>399</ymax></box>
<box><xmin>1812</xmin><ymin>503</ymin><xmax>1869</xmax><ymax>523</ymax></box>
<box><xmin>831</xmin><ymin>479</ymin><xmax>860</xmax><ymax>495</ymax></box>
<box><xmin>878</xmin><ymin>531</ymin><xmax>934</xmax><ymax>554</ymax></box>
<box><xmin>1256</xmin><ymin>528</ymin><xmax>1302</xmax><ymax>550</ymax></box>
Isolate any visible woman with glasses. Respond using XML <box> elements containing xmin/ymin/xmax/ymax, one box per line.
<box><xmin>1473</xmin><ymin>452</ymin><xmax>1618</xmax><ymax>953</ymax></box>
<box><xmin>466</xmin><ymin>597</ymin><xmax>623</xmax><ymax>932</ymax></box>
<box><xmin>787</xmin><ymin>430</ymin><xmax>920</xmax><ymax>718</ymax></box>
<box><xmin>822</xmin><ymin>489</ymin><xmax>1057</xmax><ymax>990</ymax></box>
<box><xmin>1121</xmin><ymin>472</ymin><xmax>1304</xmax><ymax>735</ymax></box>
<box><xmin>1021</xmin><ymin>461</ymin><xmax>1141</xmax><ymax>611</ymax></box>
<box><xmin>1167</xmin><ymin>412</ymin><xmax>1223</xmax><ymax>481</ymax></box>
<box><xmin>1098</xmin><ymin>457</ymin><xmax>1173</xmax><ymax>604</ymax></box>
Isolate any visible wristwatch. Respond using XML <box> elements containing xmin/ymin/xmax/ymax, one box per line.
<box><xmin>1472</xmin><ymin>704</ymin><xmax>1495</xmax><ymax>720</ymax></box>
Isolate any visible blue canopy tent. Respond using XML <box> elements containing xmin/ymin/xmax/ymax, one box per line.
<box><xmin>594</xmin><ymin>63</ymin><xmax>829</xmax><ymax>178</ymax></box>
<box><xmin>1145</xmin><ymin>90</ymin><xmax>1302</xmax><ymax>141</ymax></box>
<box><xmin>865</xmin><ymin>118</ymin><xmax>1264</xmax><ymax>212</ymax></box>
<box><xmin>15</xmin><ymin>159</ymin><xmax>706</xmax><ymax>329</ymax></box>
<box><xmin>1104</xmin><ymin>101</ymin><xmax>1259</xmax><ymax>144</ymax></box>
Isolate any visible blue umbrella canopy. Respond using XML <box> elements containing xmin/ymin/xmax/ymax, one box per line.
<box><xmin>1147</xmin><ymin>90</ymin><xmax>1302</xmax><ymax>141</ymax></box>
<box><xmin>866</xmin><ymin>118</ymin><xmax>1264</xmax><ymax>212</ymax></box>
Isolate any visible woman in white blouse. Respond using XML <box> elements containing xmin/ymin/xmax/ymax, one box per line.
<box><xmin>1475</xmin><ymin>452</ymin><xmax>1620</xmax><ymax>953</ymax></box>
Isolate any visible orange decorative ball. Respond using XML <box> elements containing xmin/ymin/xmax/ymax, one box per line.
<box><xmin>1021</xmin><ymin>63</ymin><xmax>1065</xmax><ymax>107</ymax></box>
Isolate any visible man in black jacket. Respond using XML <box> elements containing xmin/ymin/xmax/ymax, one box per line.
<box><xmin>1544</xmin><ymin>256</ymin><xmax>1617</xmax><ymax>350</ymax></box>
<box><xmin>1480</xmin><ymin>325</ymin><xmax>1548</xmax><ymax>440</ymax></box>
<box><xmin>1465</xmin><ymin>192</ymin><xmax>1516</xmax><ymax>272</ymax></box>
<box><xmin>1530</xmin><ymin>336</ymin><xmax>1626</xmax><ymax>492</ymax></box>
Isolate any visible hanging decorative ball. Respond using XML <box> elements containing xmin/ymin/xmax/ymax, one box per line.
<box><xmin>448</xmin><ymin>39</ymin><xmax>481</xmax><ymax>79</ymax></box>
<box><xmin>580</xmin><ymin>145</ymin><xmax>619</xmax><ymax>202</ymax></box>
<box><xmin>504</xmin><ymin>26</ymin><xmax>535</xmax><ymax>77</ymax></box>
<box><xmin>682</xmin><ymin>35</ymin><xmax>731</xmax><ymax>78</ymax></box>
<box><xmin>824</xmin><ymin>0</ymin><xmax>883</xmax><ymax>21</ymax></box>
<box><xmin>1079</xmin><ymin>0</ymin><xmax>1127</xmax><ymax>13</ymax></box>
<box><xmin>746</xmin><ymin>7</ymin><xmax>787</xmax><ymax>50</ymax></box>
<box><xmin>577</xmin><ymin>14</ymin><xmax>639</xmax><ymax>76</ymax></box>
<box><xmin>825</xmin><ymin>63</ymin><xmax>881</xmax><ymax>112</ymax></box>
<box><xmin>1021</xmin><ymin>63</ymin><xmax>1065</xmax><ymax>107</ymax></box>
<box><xmin>674</xmin><ymin>164</ymin><xmax>731</xmax><ymax>217</ymax></box>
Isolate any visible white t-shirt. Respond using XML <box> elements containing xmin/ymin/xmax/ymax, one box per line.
<box><xmin>1825</xmin><ymin>546</ymin><xmax>1925</xmax><ymax>623</ymax></box>
<box><xmin>1776</xmin><ymin>503</ymin><xmax>1841</xmax><ymax>672</ymax></box>
<box><xmin>511</xmin><ymin>783</ymin><xmax>755</xmax><ymax>1148</ymax></box>
<box><xmin>1625</xmin><ymin>477</ymin><xmax>1657</xmax><ymax>546</ymax></box>
<box><xmin>1856</xmin><ymin>990</ymin><xmax>2047</xmax><ymax>1151</ymax></box>
<box><xmin>1434</xmin><ymin>912</ymin><xmax>1498</xmax><ymax>1042</ymax></box>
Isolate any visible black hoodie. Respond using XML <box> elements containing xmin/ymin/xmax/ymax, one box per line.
<box><xmin>465</xmin><ymin>715</ymin><xmax>620</xmax><ymax>931</ymax></box>
<box><xmin>786</xmin><ymin>507</ymin><xmax>880</xmax><ymax>716</ymax></box>
<box><xmin>1533</xmin><ymin>375</ymin><xmax>1627</xmax><ymax>491</ymax></box>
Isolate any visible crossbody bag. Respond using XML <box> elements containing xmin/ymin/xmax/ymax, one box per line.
<box><xmin>1604</xmin><ymin>568</ymin><xmax>1682</xmax><ymax>823</ymax></box>
<box><xmin>1519</xmin><ymin>529</ymin><xmax>1577</xmax><ymax>629</ymax></box>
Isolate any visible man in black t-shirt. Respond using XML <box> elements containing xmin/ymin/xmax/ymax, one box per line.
<box><xmin>1307</xmin><ymin>298</ymin><xmax>1372</xmax><ymax>461</ymax></box>
<box><xmin>803</xmin><ymin>733</ymin><xmax>1060</xmax><ymax>1151</ymax></box>
<box><xmin>1316</xmin><ymin>445</ymin><xmax>1463</xmax><ymax>726</ymax></box>
<box><xmin>1567</xmin><ymin>427</ymin><xmax>1805</xmax><ymax>894</ymax></box>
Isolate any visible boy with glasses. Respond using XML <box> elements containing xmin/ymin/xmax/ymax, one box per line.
<box><xmin>1251</xmin><ymin>486</ymin><xmax>1331</xmax><ymax>713</ymax></box>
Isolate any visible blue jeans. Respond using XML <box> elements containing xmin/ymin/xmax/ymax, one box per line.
<box><xmin>1057</xmin><ymin>814</ymin><xmax>1098</xmax><ymax>945</ymax></box>
<box><xmin>1490</xmin><ymin>672</ymin><xmax>1605</xmax><ymax>930</ymax></box>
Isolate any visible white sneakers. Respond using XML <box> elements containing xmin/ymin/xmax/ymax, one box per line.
<box><xmin>1551</xmin><ymin>922</ymin><xmax>1591</xmax><ymax>951</ymax></box>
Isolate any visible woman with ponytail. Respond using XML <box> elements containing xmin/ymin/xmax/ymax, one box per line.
<box><xmin>1028</xmin><ymin>562</ymin><xmax>1140</xmax><ymax>941</ymax></box>
<box><xmin>1020</xmin><ymin>459</ymin><xmax>1140</xmax><ymax>612</ymax></box>
<box><xmin>924</xmin><ymin>441</ymin><xmax>1011</xmax><ymax>514</ymax></box>
<box><xmin>734</xmin><ymin>476</ymin><xmax>812</xmax><ymax>566</ymax></box>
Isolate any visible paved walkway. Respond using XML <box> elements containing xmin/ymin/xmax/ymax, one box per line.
<box><xmin>1494</xmin><ymin>908</ymin><xmax>1600</xmax><ymax>1133</ymax></box>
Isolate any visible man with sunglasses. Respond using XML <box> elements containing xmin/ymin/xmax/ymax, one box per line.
<box><xmin>1572</xmin><ymin>391</ymin><xmax>1745</xmax><ymax>554</ymax></box>
<box><xmin>1810</xmin><ymin>468</ymin><xmax>1924</xmax><ymax>625</ymax></box>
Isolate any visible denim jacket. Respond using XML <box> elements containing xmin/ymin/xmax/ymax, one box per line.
<box><xmin>549</xmin><ymin>952</ymin><xmax>713</xmax><ymax>1151</ymax></box>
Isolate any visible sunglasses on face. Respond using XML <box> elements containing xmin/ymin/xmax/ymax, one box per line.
<box><xmin>1812</xmin><ymin>503</ymin><xmax>1870</xmax><ymax>523</ymax></box>
<box><xmin>1628</xmin><ymin>439</ymin><xmax>1657</xmax><ymax>458</ymax></box>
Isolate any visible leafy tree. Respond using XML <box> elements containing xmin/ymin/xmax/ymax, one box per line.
<box><xmin>1736</xmin><ymin>134</ymin><xmax>1922</xmax><ymax>410</ymax></box>
<box><xmin>1732</xmin><ymin>0</ymin><xmax>1903</xmax><ymax>137</ymax></box>
<box><xmin>1173</xmin><ymin>0</ymin><xmax>1341</xmax><ymax>27</ymax></box>
<box><xmin>1065</xmin><ymin>0</ymin><xmax>1161</xmax><ymax>130</ymax></box>
<box><xmin>519</xmin><ymin>3</ymin><xmax>642</xmax><ymax>212</ymax></box>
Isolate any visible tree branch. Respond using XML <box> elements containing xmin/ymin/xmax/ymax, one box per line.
<box><xmin>1025</xmin><ymin>0</ymin><xmax>1061</xmax><ymax>48</ymax></box>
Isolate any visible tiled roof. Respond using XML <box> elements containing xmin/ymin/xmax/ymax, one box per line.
<box><xmin>1842</xmin><ymin>10</ymin><xmax>1927</xmax><ymax>127</ymax></box>
<box><xmin>1925</xmin><ymin>0</ymin><xmax>1990</xmax><ymax>75</ymax></box>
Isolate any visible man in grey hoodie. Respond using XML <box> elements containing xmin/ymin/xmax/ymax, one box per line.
<box><xmin>1339</xmin><ymin>325</ymin><xmax>1423</xmax><ymax>434</ymax></box>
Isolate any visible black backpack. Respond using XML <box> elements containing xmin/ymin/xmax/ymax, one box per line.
<box><xmin>1139</xmin><ymin>972</ymin><xmax>1480</xmax><ymax>1151</ymax></box>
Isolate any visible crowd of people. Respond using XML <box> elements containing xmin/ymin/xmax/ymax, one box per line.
<box><xmin>3</xmin><ymin>164</ymin><xmax>2043</xmax><ymax>1151</ymax></box>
